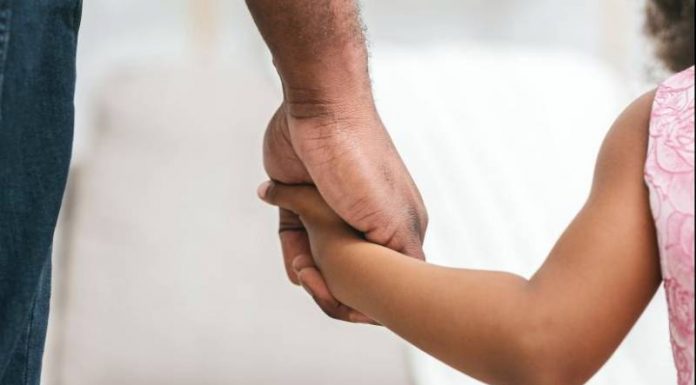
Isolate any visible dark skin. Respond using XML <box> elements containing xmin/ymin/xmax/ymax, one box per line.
<box><xmin>246</xmin><ymin>0</ymin><xmax>428</xmax><ymax>322</ymax></box>
<box><xmin>260</xmin><ymin>91</ymin><xmax>664</xmax><ymax>385</ymax></box>
<box><xmin>249</xmin><ymin>3</ymin><xmax>677</xmax><ymax>382</ymax></box>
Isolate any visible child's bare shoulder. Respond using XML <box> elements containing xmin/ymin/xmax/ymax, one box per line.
<box><xmin>593</xmin><ymin>89</ymin><xmax>657</xmax><ymax>189</ymax></box>
<box><xmin>609</xmin><ymin>90</ymin><xmax>656</xmax><ymax>148</ymax></box>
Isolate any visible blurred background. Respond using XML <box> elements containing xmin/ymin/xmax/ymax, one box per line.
<box><xmin>42</xmin><ymin>0</ymin><xmax>676</xmax><ymax>384</ymax></box>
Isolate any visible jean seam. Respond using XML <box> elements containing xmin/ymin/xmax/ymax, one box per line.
<box><xmin>22</xmin><ymin>291</ymin><xmax>39</xmax><ymax>385</ymax></box>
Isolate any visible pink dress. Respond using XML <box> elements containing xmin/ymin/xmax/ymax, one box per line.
<box><xmin>645</xmin><ymin>66</ymin><xmax>695</xmax><ymax>385</ymax></box>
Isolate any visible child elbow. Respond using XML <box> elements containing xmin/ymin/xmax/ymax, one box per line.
<box><xmin>517</xmin><ymin>366</ymin><xmax>586</xmax><ymax>385</ymax></box>
<box><xmin>514</xmin><ymin>328</ymin><xmax>591</xmax><ymax>385</ymax></box>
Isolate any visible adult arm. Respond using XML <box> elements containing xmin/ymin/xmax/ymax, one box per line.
<box><xmin>246</xmin><ymin>0</ymin><xmax>428</xmax><ymax>321</ymax></box>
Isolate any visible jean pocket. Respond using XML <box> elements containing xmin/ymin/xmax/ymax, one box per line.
<box><xmin>0</xmin><ymin>2</ymin><xmax>10</xmax><ymax>121</ymax></box>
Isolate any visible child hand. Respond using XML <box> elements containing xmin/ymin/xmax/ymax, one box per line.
<box><xmin>258</xmin><ymin>181</ymin><xmax>362</xmax><ymax>257</ymax></box>
<box><xmin>258</xmin><ymin>181</ymin><xmax>376</xmax><ymax>324</ymax></box>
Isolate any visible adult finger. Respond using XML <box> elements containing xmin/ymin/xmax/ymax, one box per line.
<box><xmin>294</xmin><ymin>257</ymin><xmax>377</xmax><ymax>325</ymax></box>
<box><xmin>278</xmin><ymin>208</ymin><xmax>310</xmax><ymax>286</ymax></box>
<box><xmin>400</xmin><ymin>235</ymin><xmax>427</xmax><ymax>261</ymax></box>
<box><xmin>258</xmin><ymin>181</ymin><xmax>319</xmax><ymax>215</ymax></box>
<box><xmin>296</xmin><ymin>265</ymin><xmax>353</xmax><ymax>322</ymax></box>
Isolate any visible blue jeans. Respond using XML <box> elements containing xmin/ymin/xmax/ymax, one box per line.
<box><xmin>0</xmin><ymin>0</ymin><xmax>81</xmax><ymax>384</ymax></box>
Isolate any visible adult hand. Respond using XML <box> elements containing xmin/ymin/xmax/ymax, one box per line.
<box><xmin>246</xmin><ymin>0</ymin><xmax>427</xmax><ymax>324</ymax></box>
<box><xmin>263</xmin><ymin>97</ymin><xmax>428</xmax><ymax>323</ymax></box>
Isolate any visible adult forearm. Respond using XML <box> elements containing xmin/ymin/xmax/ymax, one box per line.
<box><xmin>318</xmin><ymin>240</ymin><xmax>544</xmax><ymax>385</ymax></box>
<box><xmin>245</xmin><ymin>0</ymin><xmax>372</xmax><ymax>109</ymax></box>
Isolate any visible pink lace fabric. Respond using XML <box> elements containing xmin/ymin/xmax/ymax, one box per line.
<box><xmin>645</xmin><ymin>66</ymin><xmax>695</xmax><ymax>385</ymax></box>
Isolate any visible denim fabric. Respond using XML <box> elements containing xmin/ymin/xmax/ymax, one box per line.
<box><xmin>0</xmin><ymin>0</ymin><xmax>81</xmax><ymax>384</ymax></box>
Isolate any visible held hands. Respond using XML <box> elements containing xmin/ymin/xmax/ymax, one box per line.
<box><xmin>257</xmin><ymin>183</ymin><xmax>357</xmax><ymax>275</ymax></box>
<box><xmin>262</xmin><ymin>100</ymin><xmax>428</xmax><ymax>323</ymax></box>
<box><xmin>258</xmin><ymin>181</ymin><xmax>375</xmax><ymax>323</ymax></box>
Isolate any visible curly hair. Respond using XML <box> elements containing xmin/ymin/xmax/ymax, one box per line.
<box><xmin>646</xmin><ymin>0</ymin><xmax>695</xmax><ymax>72</ymax></box>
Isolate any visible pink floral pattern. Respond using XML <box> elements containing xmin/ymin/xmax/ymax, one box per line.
<box><xmin>645</xmin><ymin>66</ymin><xmax>695</xmax><ymax>385</ymax></box>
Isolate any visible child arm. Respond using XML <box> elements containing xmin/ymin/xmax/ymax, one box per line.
<box><xmin>259</xmin><ymin>91</ymin><xmax>662</xmax><ymax>385</ymax></box>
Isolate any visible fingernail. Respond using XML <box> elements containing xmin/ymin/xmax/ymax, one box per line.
<box><xmin>257</xmin><ymin>181</ymin><xmax>272</xmax><ymax>199</ymax></box>
<box><xmin>292</xmin><ymin>255</ymin><xmax>304</xmax><ymax>273</ymax></box>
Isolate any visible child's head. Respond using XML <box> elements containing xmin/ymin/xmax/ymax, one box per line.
<box><xmin>646</xmin><ymin>0</ymin><xmax>695</xmax><ymax>72</ymax></box>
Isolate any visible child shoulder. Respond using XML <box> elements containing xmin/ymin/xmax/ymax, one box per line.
<box><xmin>617</xmin><ymin>89</ymin><xmax>657</xmax><ymax>136</ymax></box>
<box><xmin>602</xmin><ymin>90</ymin><xmax>657</xmax><ymax>165</ymax></box>
<box><xmin>590</xmin><ymin>89</ymin><xmax>658</xmax><ymax>189</ymax></box>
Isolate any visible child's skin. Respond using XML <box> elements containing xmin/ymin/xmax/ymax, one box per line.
<box><xmin>259</xmin><ymin>90</ymin><xmax>661</xmax><ymax>385</ymax></box>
